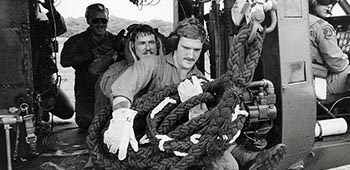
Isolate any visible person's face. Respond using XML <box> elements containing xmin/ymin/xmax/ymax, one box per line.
<box><xmin>314</xmin><ymin>4</ymin><xmax>333</xmax><ymax>18</ymax></box>
<box><xmin>88</xmin><ymin>11</ymin><xmax>108</xmax><ymax>36</ymax></box>
<box><xmin>132</xmin><ymin>33</ymin><xmax>157</xmax><ymax>58</ymax></box>
<box><xmin>174</xmin><ymin>37</ymin><xmax>203</xmax><ymax>70</ymax></box>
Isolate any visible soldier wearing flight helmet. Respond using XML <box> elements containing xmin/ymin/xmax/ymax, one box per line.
<box><xmin>309</xmin><ymin>0</ymin><xmax>350</xmax><ymax>96</ymax></box>
<box><xmin>61</xmin><ymin>3</ymin><xmax>124</xmax><ymax>130</ymax></box>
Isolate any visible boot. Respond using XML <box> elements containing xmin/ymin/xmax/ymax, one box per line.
<box><xmin>231</xmin><ymin>143</ymin><xmax>286</xmax><ymax>170</ymax></box>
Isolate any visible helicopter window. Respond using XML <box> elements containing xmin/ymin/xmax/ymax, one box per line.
<box><xmin>288</xmin><ymin>61</ymin><xmax>306</xmax><ymax>84</ymax></box>
<box><xmin>332</xmin><ymin>0</ymin><xmax>350</xmax><ymax>16</ymax></box>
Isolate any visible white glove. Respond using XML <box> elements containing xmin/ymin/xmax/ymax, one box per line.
<box><xmin>178</xmin><ymin>76</ymin><xmax>204</xmax><ymax>102</ymax></box>
<box><xmin>103</xmin><ymin>108</ymin><xmax>138</xmax><ymax>160</ymax></box>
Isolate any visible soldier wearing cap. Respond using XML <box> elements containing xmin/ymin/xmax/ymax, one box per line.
<box><xmin>309</xmin><ymin>0</ymin><xmax>350</xmax><ymax>96</ymax></box>
<box><xmin>60</xmin><ymin>3</ymin><xmax>124</xmax><ymax>130</ymax></box>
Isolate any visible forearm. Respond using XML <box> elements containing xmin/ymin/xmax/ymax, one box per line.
<box><xmin>89</xmin><ymin>55</ymin><xmax>114</xmax><ymax>75</ymax></box>
<box><xmin>325</xmin><ymin>55</ymin><xmax>349</xmax><ymax>73</ymax></box>
<box><xmin>61</xmin><ymin>43</ymin><xmax>95</xmax><ymax>67</ymax></box>
<box><xmin>61</xmin><ymin>51</ymin><xmax>94</xmax><ymax>67</ymax></box>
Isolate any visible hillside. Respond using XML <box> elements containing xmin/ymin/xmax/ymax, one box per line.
<box><xmin>61</xmin><ymin>15</ymin><xmax>173</xmax><ymax>37</ymax></box>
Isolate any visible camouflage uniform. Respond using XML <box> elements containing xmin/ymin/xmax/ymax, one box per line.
<box><xmin>61</xmin><ymin>28</ymin><xmax>119</xmax><ymax>129</ymax></box>
<box><xmin>309</xmin><ymin>14</ymin><xmax>350</xmax><ymax>95</ymax></box>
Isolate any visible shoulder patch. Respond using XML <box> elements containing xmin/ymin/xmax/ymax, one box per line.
<box><xmin>323</xmin><ymin>25</ymin><xmax>335</xmax><ymax>40</ymax></box>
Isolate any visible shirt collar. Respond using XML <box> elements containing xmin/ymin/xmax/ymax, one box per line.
<box><xmin>165</xmin><ymin>52</ymin><xmax>176</xmax><ymax>66</ymax></box>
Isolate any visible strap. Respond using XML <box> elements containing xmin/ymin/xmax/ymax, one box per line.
<box><xmin>23</xmin><ymin>114</ymin><xmax>38</xmax><ymax>154</ymax></box>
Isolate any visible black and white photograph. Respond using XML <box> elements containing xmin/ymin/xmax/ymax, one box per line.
<box><xmin>1</xmin><ymin>0</ymin><xmax>350</xmax><ymax>170</ymax></box>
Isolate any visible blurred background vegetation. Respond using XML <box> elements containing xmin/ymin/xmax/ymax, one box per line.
<box><xmin>61</xmin><ymin>16</ymin><xmax>173</xmax><ymax>37</ymax></box>
<box><xmin>56</xmin><ymin>16</ymin><xmax>173</xmax><ymax>104</ymax></box>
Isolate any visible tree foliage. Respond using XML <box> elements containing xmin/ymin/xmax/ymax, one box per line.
<box><xmin>61</xmin><ymin>15</ymin><xmax>173</xmax><ymax>37</ymax></box>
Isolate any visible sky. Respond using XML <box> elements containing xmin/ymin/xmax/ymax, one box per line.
<box><xmin>54</xmin><ymin>0</ymin><xmax>174</xmax><ymax>22</ymax></box>
<box><xmin>333</xmin><ymin>4</ymin><xmax>345</xmax><ymax>16</ymax></box>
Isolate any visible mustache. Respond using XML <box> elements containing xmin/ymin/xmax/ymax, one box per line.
<box><xmin>142</xmin><ymin>50</ymin><xmax>155</xmax><ymax>55</ymax></box>
<box><xmin>184</xmin><ymin>57</ymin><xmax>195</xmax><ymax>62</ymax></box>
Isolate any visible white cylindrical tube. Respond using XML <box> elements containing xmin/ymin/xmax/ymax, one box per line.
<box><xmin>315</xmin><ymin>118</ymin><xmax>348</xmax><ymax>137</ymax></box>
<box><xmin>314</xmin><ymin>77</ymin><xmax>327</xmax><ymax>100</ymax></box>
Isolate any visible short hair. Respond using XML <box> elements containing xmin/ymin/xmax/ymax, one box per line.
<box><xmin>174</xmin><ymin>17</ymin><xmax>207</xmax><ymax>43</ymax></box>
<box><xmin>126</xmin><ymin>24</ymin><xmax>156</xmax><ymax>42</ymax></box>
<box><xmin>85</xmin><ymin>3</ymin><xmax>109</xmax><ymax>19</ymax></box>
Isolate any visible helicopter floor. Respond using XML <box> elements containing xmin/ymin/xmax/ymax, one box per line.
<box><xmin>13</xmin><ymin>116</ymin><xmax>90</xmax><ymax>170</ymax></box>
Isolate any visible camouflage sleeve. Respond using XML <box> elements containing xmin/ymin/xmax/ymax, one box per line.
<box><xmin>60</xmin><ymin>37</ymin><xmax>95</xmax><ymax>68</ymax></box>
<box><xmin>317</xmin><ymin>23</ymin><xmax>349</xmax><ymax>73</ymax></box>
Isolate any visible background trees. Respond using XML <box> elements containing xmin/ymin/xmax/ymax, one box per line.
<box><xmin>61</xmin><ymin>16</ymin><xmax>173</xmax><ymax>37</ymax></box>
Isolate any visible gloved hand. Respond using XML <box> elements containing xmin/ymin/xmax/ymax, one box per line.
<box><xmin>178</xmin><ymin>76</ymin><xmax>204</xmax><ymax>102</ymax></box>
<box><xmin>103</xmin><ymin>108</ymin><xmax>138</xmax><ymax>160</ymax></box>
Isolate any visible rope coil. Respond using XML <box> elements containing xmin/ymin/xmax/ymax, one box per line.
<box><xmin>87</xmin><ymin>23</ymin><xmax>265</xmax><ymax>170</ymax></box>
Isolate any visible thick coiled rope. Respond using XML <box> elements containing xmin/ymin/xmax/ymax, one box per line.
<box><xmin>87</xmin><ymin>24</ymin><xmax>265</xmax><ymax>170</ymax></box>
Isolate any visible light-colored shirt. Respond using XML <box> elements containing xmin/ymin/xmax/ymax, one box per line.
<box><xmin>111</xmin><ymin>53</ymin><xmax>204</xmax><ymax>103</ymax></box>
<box><xmin>309</xmin><ymin>14</ymin><xmax>349</xmax><ymax>73</ymax></box>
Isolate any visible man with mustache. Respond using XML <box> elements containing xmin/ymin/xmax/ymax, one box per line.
<box><xmin>309</xmin><ymin>0</ymin><xmax>350</xmax><ymax>98</ymax></box>
<box><xmin>84</xmin><ymin>24</ymin><xmax>165</xmax><ymax>169</ymax></box>
<box><xmin>60</xmin><ymin>3</ymin><xmax>124</xmax><ymax>131</ymax></box>
<box><xmin>90</xmin><ymin>24</ymin><xmax>165</xmax><ymax>123</ymax></box>
<box><xmin>104</xmin><ymin>17</ymin><xmax>210</xmax><ymax>167</ymax></box>
<box><xmin>103</xmin><ymin>17</ymin><xmax>285</xmax><ymax>170</ymax></box>
<box><xmin>108</xmin><ymin>18</ymin><xmax>206</xmax><ymax>117</ymax></box>
<box><xmin>127</xmin><ymin>24</ymin><xmax>162</xmax><ymax>59</ymax></box>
